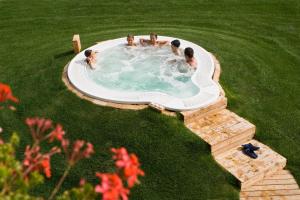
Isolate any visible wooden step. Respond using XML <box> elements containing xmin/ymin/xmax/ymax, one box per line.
<box><xmin>186</xmin><ymin>109</ymin><xmax>256</xmax><ymax>156</ymax></box>
<box><xmin>241</xmin><ymin>195</ymin><xmax>300</xmax><ymax>200</ymax></box>
<box><xmin>240</xmin><ymin>170</ymin><xmax>300</xmax><ymax>200</ymax></box>
<box><xmin>212</xmin><ymin>127</ymin><xmax>255</xmax><ymax>156</ymax></box>
<box><xmin>215</xmin><ymin>140</ymin><xmax>287</xmax><ymax>190</ymax></box>
<box><xmin>181</xmin><ymin>96</ymin><xmax>227</xmax><ymax>124</ymax></box>
<box><xmin>242</xmin><ymin>189</ymin><xmax>300</xmax><ymax>197</ymax></box>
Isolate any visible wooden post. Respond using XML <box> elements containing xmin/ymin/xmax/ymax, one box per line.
<box><xmin>72</xmin><ymin>34</ymin><xmax>81</xmax><ymax>53</ymax></box>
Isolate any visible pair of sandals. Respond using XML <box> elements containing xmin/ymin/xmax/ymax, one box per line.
<box><xmin>242</xmin><ymin>143</ymin><xmax>260</xmax><ymax>159</ymax></box>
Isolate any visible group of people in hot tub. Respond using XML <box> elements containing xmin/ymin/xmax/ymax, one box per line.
<box><xmin>84</xmin><ymin>32</ymin><xmax>197</xmax><ymax>70</ymax></box>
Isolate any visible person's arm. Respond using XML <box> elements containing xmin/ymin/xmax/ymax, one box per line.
<box><xmin>191</xmin><ymin>59</ymin><xmax>198</xmax><ymax>69</ymax></box>
<box><xmin>86</xmin><ymin>58</ymin><xmax>91</xmax><ymax>65</ymax></box>
<box><xmin>89</xmin><ymin>62</ymin><xmax>96</xmax><ymax>70</ymax></box>
<box><xmin>167</xmin><ymin>59</ymin><xmax>177</xmax><ymax>64</ymax></box>
<box><xmin>158</xmin><ymin>40</ymin><xmax>169</xmax><ymax>46</ymax></box>
<box><xmin>140</xmin><ymin>38</ymin><xmax>150</xmax><ymax>46</ymax></box>
<box><xmin>139</xmin><ymin>38</ymin><xmax>146</xmax><ymax>46</ymax></box>
<box><xmin>86</xmin><ymin>58</ymin><xmax>96</xmax><ymax>70</ymax></box>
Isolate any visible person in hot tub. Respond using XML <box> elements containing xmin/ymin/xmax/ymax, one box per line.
<box><xmin>126</xmin><ymin>34</ymin><xmax>137</xmax><ymax>46</ymax></box>
<box><xmin>171</xmin><ymin>39</ymin><xmax>182</xmax><ymax>56</ymax></box>
<box><xmin>139</xmin><ymin>32</ymin><xmax>168</xmax><ymax>47</ymax></box>
<box><xmin>184</xmin><ymin>47</ymin><xmax>197</xmax><ymax>69</ymax></box>
<box><xmin>84</xmin><ymin>49</ymin><xmax>97</xmax><ymax>69</ymax></box>
<box><xmin>167</xmin><ymin>40</ymin><xmax>188</xmax><ymax>72</ymax></box>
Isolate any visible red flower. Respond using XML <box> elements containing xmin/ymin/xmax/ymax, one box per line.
<box><xmin>123</xmin><ymin>154</ymin><xmax>145</xmax><ymax>188</ymax></box>
<box><xmin>25</xmin><ymin>117</ymin><xmax>53</xmax><ymax>142</ymax></box>
<box><xmin>83</xmin><ymin>142</ymin><xmax>94</xmax><ymax>158</ymax></box>
<box><xmin>95</xmin><ymin>173</ymin><xmax>129</xmax><ymax>200</ymax></box>
<box><xmin>41</xmin><ymin>156</ymin><xmax>51</xmax><ymax>178</ymax></box>
<box><xmin>61</xmin><ymin>138</ymin><xmax>70</xmax><ymax>153</ymax></box>
<box><xmin>0</xmin><ymin>83</ymin><xmax>19</xmax><ymax>103</ymax></box>
<box><xmin>49</xmin><ymin>124</ymin><xmax>65</xmax><ymax>142</ymax></box>
<box><xmin>111</xmin><ymin>148</ymin><xmax>144</xmax><ymax>188</ymax></box>
<box><xmin>73</xmin><ymin>140</ymin><xmax>85</xmax><ymax>154</ymax></box>
<box><xmin>61</xmin><ymin>139</ymin><xmax>94</xmax><ymax>166</ymax></box>
<box><xmin>111</xmin><ymin>148</ymin><xmax>130</xmax><ymax>169</ymax></box>
<box><xmin>23</xmin><ymin>145</ymin><xmax>60</xmax><ymax>178</ymax></box>
<box><xmin>23</xmin><ymin>145</ymin><xmax>41</xmax><ymax>168</ymax></box>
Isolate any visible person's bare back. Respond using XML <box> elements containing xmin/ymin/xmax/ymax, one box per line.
<box><xmin>187</xmin><ymin>57</ymin><xmax>197</xmax><ymax>69</ymax></box>
<box><xmin>184</xmin><ymin>47</ymin><xmax>197</xmax><ymax>69</ymax></box>
<box><xmin>84</xmin><ymin>50</ymin><xmax>97</xmax><ymax>69</ymax></box>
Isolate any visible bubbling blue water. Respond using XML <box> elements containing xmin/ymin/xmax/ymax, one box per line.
<box><xmin>86</xmin><ymin>44</ymin><xmax>199</xmax><ymax>98</ymax></box>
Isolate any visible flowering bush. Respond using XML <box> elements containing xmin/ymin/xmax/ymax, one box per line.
<box><xmin>0</xmin><ymin>83</ymin><xmax>19</xmax><ymax>111</ymax></box>
<box><xmin>0</xmin><ymin>83</ymin><xmax>144</xmax><ymax>200</ymax></box>
<box><xmin>111</xmin><ymin>147</ymin><xmax>145</xmax><ymax>188</ymax></box>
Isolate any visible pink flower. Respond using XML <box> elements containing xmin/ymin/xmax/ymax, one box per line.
<box><xmin>95</xmin><ymin>173</ymin><xmax>129</xmax><ymax>200</ymax></box>
<box><xmin>49</xmin><ymin>124</ymin><xmax>65</xmax><ymax>142</ymax></box>
<box><xmin>83</xmin><ymin>142</ymin><xmax>94</xmax><ymax>158</ymax></box>
<box><xmin>111</xmin><ymin>148</ymin><xmax>130</xmax><ymax>169</ymax></box>
<box><xmin>73</xmin><ymin>140</ymin><xmax>85</xmax><ymax>154</ymax></box>
<box><xmin>22</xmin><ymin>145</ymin><xmax>60</xmax><ymax>178</ymax></box>
<box><xmin>25</xmin><ymin>118</ymin><xmax>67</xmax><ymax>145</ymax></box>
<box><xmin>79</xmin><ymin>178</ymin><xmax>86</xmax><ymax>186</ymax></box>
<box><xmin>23</xmin><ymin>145</ymin><xmax>41</xmax><ymax>167</ymax></box>
<box><xmin>111</xmin><ymin>148</ymin><xmax>144</xmax><ymax>188</ymax></box>
<box><xmin>61</xmin><ymin>139</ymin><xmax>94</xmax><ymax>166</ymax></box>
<box><xmin>61</xmin><ymin>138</ymin><xmax>70</xmax><ymax>153</ymax></box>
<box><xmin>25</xmin><ymin>117</ymin><xmax>53</xmax><ymax>142</ymax></box>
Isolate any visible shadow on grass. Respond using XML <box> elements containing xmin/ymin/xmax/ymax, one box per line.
<box><xmin>54</xmin><ymin>50</ymin><xmax>74</xmax><ymax>59</ymax></box>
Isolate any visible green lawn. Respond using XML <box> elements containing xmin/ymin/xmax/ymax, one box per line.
<box><xmin>0</xmin><ymin>0</ymin><xmax>299</xmax><ymax>199</ymax></box>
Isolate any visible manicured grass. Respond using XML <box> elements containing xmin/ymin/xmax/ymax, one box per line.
<box><xmin>0</xmin><ymin>0</ymin><xmax>299</xmax><ymax>199</ymax></box>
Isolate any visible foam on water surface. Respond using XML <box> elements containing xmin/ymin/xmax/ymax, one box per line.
<box><xmin>86</xmin><ymin>45</ymin><xmax>199</xmax><ymax>98</ymax></box>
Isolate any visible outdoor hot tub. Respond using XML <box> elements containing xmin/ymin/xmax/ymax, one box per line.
<box><xmin>67</xmin><ymin>36</ymin><xmax>220</xmax><ymax>111</ymax></box>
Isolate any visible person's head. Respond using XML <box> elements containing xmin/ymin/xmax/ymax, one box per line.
<box><xmin>84</xmin><ymin>49</ymin><xmax>96</xmax><ymax>59</ymax></box>
<box><xmin>171</xmin><ymin>40</ymin><xmax>180</xmax><ymax>52</ymax></box>
<box><xmin>84</xmin><ymin>50</ymin><xmax>92</xmax><ymax>58</ymax></box>
<box><xmin>127</xmin><ymin>34</ymin><xmax>134</xmax><ymax>46</ymax></box>
<box><xmin>184</xmin><ymin>47</ymin><xmax>194</xmax><ymax>60</ymax></box>
<box><xmin>150</xmin><ymin>32</ymin><xmax>158</xmax><ymax>45</ymax></box>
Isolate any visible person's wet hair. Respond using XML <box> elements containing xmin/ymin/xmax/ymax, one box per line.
<box><xmin>84</xmin><ymin>50</ymin><xmax>92</xmax><ymax>57</ymax></box>
<box><xmin>127</xmin><ymin>34</ymin><xmax>134</xmax><ymax>39</ymax></box>
<box><xmin>171</xmin><ymin>40</ymin><xmax>180</xmax><ymax>48</ymax></box>
<box><xmin>184</xmin><ymin>47</ymin><xmax>194</xmax><ymax>58</ymax></box>
<box><xmin>150</xmin><ymin>32</ymin><xmax>158</xmax><ymax>39</ymax></box>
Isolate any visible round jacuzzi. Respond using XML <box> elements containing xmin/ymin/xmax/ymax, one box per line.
<box><xmin>67</xmin><ymin>36</ymin><xmax>220</xmax><ymax>111</ymax></box>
